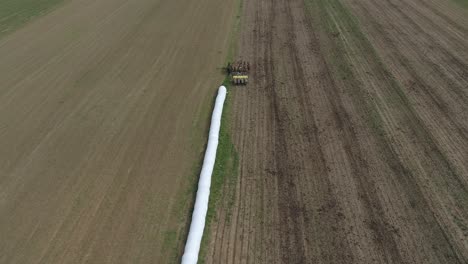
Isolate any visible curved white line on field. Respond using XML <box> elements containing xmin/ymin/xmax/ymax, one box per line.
<box><xmin>181</xmin><ymin>85</ymin><xmax>227</xmax><ymax>264</ymax></box>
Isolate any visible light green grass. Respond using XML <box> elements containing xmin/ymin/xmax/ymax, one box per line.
<box><xmin>197</xmin><ymin>77</ymin><xmax>239</xmax><ymax>264</ymax></box>
<box><xmin>0</xmin><ymin>0</ymin><xmax>67</xmax><ymax>38</ymax></box>
<box><xmin>197</xmin><ymin>0</ymin><xmax>244</xmax><ymax>262</ymax></box>
<box><xmin>452</xmin><ymin>0</ymin><xmax>468</xmax><ymax>8</ymax></box>
<box><xmin>171</xmin><ymin>0</ymin><xmax>243</xmax><ymax>262</ymax></box>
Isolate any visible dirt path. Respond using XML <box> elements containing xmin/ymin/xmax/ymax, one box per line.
<box><xmin>206</xmin><ymin>0</ymin><xmax>468</xmax><ymax>263</ymax></box>
<box><xmin>0</xmin><ymin>0</ymin><xmax>236</xmax><ymax>262</ymax></box>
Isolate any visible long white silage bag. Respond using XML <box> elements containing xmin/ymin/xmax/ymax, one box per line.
<box><xmin>181</xmin><ymin>86</ymin><xmax>227</xmax><ymax>264</ymax></box>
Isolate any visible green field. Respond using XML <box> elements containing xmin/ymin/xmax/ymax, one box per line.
<box><xmin>453</xmin><ymin>0</ymin><xmax>468</xmax><ymax>8</ymax></box>
<box><xmin>0</xmin><ymin>0</ymin><xmax>65</xmax><ymax>38</ymax></box>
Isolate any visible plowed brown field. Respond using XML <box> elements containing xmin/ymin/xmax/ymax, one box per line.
<box><xmin>206</xmin><ymin>0</ymin><xmax>468</xmax><ymax>263</ymax></box>
<box><xmin>0</xmin><ymin>0</ymin><xmax>236</xmax><ymax>263</ymax></box>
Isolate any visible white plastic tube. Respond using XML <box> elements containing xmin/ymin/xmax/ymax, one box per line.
<box><xmin>181</xmin><ymin>86</ymin><xmax>227</xmax><ymax>264</ymax></box>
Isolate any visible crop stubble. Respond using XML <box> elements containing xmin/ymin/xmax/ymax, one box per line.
<box><xmin>0</xmin><ymin>0</ymin><xmax>237</xmax><ymax>263</ymax></box>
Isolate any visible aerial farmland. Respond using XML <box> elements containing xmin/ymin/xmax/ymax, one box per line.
<box><xmin>0</xmin><ymin>0</ymin><xmax>467</xmax><ymax>263</ymax></box>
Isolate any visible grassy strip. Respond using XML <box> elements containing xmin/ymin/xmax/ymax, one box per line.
<box><xmin>162</xmin><ymin>161</ymin><xmax>202</xmax><ymax>263</ymax></box>
<box><xmin>169</xmin><ymin>78</ymin><xmax>239</xmax><ymax>264</ymax></box>
<box><xmin>197</xmin><ymin>80</ymin><xmax>239</xmax><ymax>264</ymax></box>
<box><xmin>159</xmin><ymin>0</ymin><xmax>243</xmax><ymax>260</ymax></box>
<box><xmin>0</xmin><ymin>0</ymin><xmax>67</xmax><ymax>38</ymax></box>
<box><xmin>197</xmin><ymin>0</ymin><xmax>244</xmax><ymax>262</ymax></box>
<box><xmin>167</xmin><ymin>0</ymin><xmax>243</xmax><ymax>262</ymax></box>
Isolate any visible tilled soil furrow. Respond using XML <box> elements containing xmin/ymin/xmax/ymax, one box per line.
<box><xmin>349</xmin><ymin>0</ymin><xmax>468</xmax><ymax>180</ymax></box>
<box><xmin>395</xmin><ymin>0</ymin><xmax>468</xmax><ymax>56</ymax></box>
<box><xmin>347</xmin><ymin>0</ymin><xmax>468</xmax><ymax>185</ymax></box>
<box><xmin>335</xmin><ymin>0</ymin><xmax>468</xmax><ymax>261</ymax></box>
<box><xmin>419</xmin><ymin>0</ymin><xmax>468</xmax><ymax>36</ymax></box>
<box><xmin>206</xmin><ymin>0</ymin><xmax>468</xmax><ymax>263</ymax></box>
<box><xmin>387</xmin><ymin>0</ymin><xmax>468</xmax><ymax>93</ymax></box>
